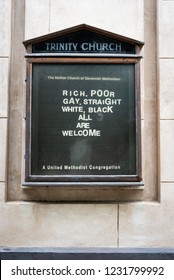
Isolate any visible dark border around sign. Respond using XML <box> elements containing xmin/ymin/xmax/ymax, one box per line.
<box><xmin>24</xmin><ymin>58</ymin><xmax>143</xmax><ymax>186</ymax></box>
<box><xmin>0</xmin><ymin>247</ymin><xmax>174</xmax><ymax>260</ymax></box>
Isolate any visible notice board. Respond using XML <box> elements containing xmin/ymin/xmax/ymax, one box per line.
<box><xmin>23</xmin><ymin>24</ymin><xmax>143</xmax><ymax>186</ymax></box>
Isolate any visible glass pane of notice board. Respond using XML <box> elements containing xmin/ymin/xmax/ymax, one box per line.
<box><xmin>30</xmin><ymin>63</ymin><xmax>136</xmax><ymax>181</ymax></box>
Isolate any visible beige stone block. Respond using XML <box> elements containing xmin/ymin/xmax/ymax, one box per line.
<box><xmin>0</xmin><ymin>203</ymin><xmax>117</xmax><ymax>246</ymax></box>
<box><xmin>0</xmin><ymin>119</ymin><xmax>7</xmax><ymax>181</ymax></box>
<box><xmin>0</xmin><ymin>58</ymin><xmax>9</xmax><ymax>117</ymax></box>
<box><xmin>142</xmin><ymin>116</ymin><xmax>158</xmax><ymax>200</ymax></box>
<box><xmin>0</xmin><ymin>0</ymin><xmax>11</xmax><ymax>56</ymax></box>
<box><xmin>140</xmin><ymin>59</ymin><xmax>145</xmax><ymax>120</ymax></box>
<box><xmin>50</xmin><ymin>0</ymin><xmax>144</xmax><ymax>41</ymax></box>
<box><xmin>159</xmin><ymin>0</ymin><xmax>174</xmax><ymax>57</ymax></box>
<box><xmin>160</xmin><ymin>59</ymin><xmax>174</xmax><ymax>119</ymax></box>
<box><xmin>25</xmin><ymin>0</ymin><xmax>50</xmax><ymax>40</ymax></box>
<box><xmin>119</xmin><ymin>183</ymin><xmax>174</xmax><ymax>247</ymax></box>
<box><xmin>0</xmin><ymin>182</ymin><xmax>6</xmax><ymax>202</ymax></box>
<box><xmin>160</xmin><ymin>120</ymin><xmax>174</xmax><ymax>181</ymax></box>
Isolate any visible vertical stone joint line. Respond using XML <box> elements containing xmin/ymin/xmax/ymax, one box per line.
<box><xmin>49</xmin><ymin>0</ymin><xmax>51</xmax><ymax>33</ymax></box>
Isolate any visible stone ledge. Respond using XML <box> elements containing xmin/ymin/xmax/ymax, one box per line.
<box><xmin>1</xmin><ymin>247</ymin><xmax>174</xmax><ymax>260</ymax></box>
